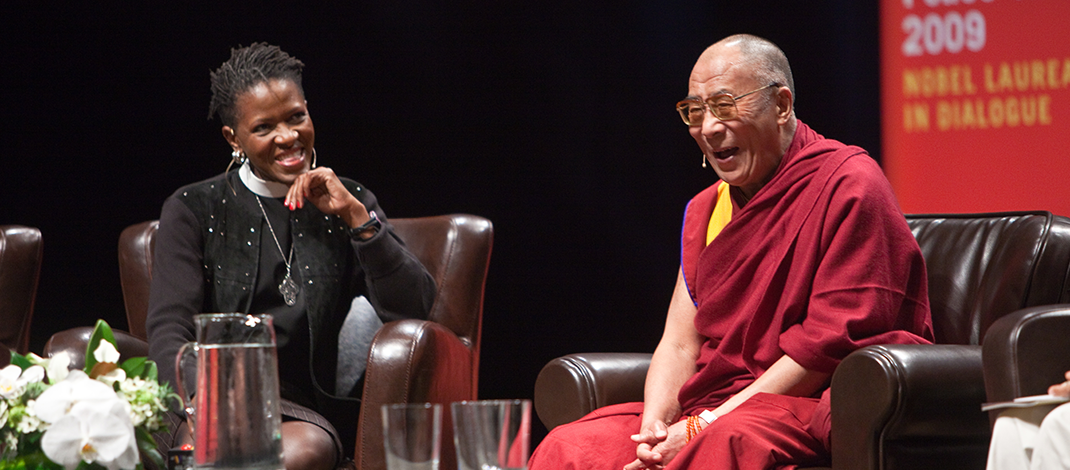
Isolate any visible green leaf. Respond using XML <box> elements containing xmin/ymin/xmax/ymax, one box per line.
<box><xmin>9</xmin><ymin>351</ymin><xmax>33</xmax><ymax>370</ymax></box>
<box><xmin>17</xmin><ymin>431</ymin><xmax>44</xmax><ymax>454</ymax></box>
<box><xmin>119</xmin><ymin>357</ymin><xmax>160</xmax><ymax>380</ymax></box>
<box><xmin>83</xmin><ymin>320</ymin><xmax>116</xmax><ymax>373</ymax></box>
<box><xmin>120</xmin><ymin>356</ymin><xmax>148</xmax><ymax>378</ymax></box>
<box><xmin>143</xmin><ymin>360</ymin><xmax>159</xmax><ymax>381</ymax></box>
<box><xmin>0</xmin><ymin>453</ymin><xmax>64</xmax><ymax>470</ymax></box>
<box><xmin>136</xmin><ymin>427</ymin><xmax>166</xmax><ymax>470</ymax></box>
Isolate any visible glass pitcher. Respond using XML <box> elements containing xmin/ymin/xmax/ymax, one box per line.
<box><xmin>176</xmin><ymin>313</ymin><xmax>284</xmax><ymax>470</ymax></box>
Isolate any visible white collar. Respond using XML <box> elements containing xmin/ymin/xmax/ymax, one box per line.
<box><xmin>239</xmin><ymin>162</ymin><xmax>289</xmax><ymax>198</ymax></box>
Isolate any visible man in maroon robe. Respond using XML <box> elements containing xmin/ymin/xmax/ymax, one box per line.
<box><xmin>528</xmin><ymin>34</ymin><xmax>934</xmax><ymax>470</ymax></box>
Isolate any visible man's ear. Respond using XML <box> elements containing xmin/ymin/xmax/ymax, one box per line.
<box><xmin>775</xmin><ymin>87</ymin><xmax>794</xmax><ymax>124</ymax></box>
<box><xmin>222</xmin><ymin>126</ymin><xmax>241</xmax><ymax>153</ymax></box>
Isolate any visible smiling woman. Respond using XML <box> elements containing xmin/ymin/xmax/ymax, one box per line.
<box><xmin>223</xmin><ymin>78</ymin><xmax>316</xmax><ymax>186</ymax></box>
<box><xmin>144</xmin><ymin>43</ymin><xmax>437</xmax><ymax>470</ymax></box>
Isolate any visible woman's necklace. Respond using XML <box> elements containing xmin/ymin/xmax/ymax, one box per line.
<box><xmin>255</xmin><ymin>196</ymin><xmax>299</xmax><ymax>306</ymax></box>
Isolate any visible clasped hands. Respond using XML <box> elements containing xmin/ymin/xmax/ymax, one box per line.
<box><xmin>283</xmin><ymin>167</ymin><xmax>372</xmax><ymax>229</ymax></box>
<box><xmin>624</xmin><ymin>418</ymin><xmax>698</xmax><ymax>470</ymax></box>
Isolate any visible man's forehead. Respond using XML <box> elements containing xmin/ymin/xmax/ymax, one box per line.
<box><xmin>694</xmin><ymin>45</ymin><xmax>757</xmax><ymax>77</ymax></box>
<box><xmin>688</xmin><ymin>54</ymin><xmax>756</xmax><ymax>96</ymax></box>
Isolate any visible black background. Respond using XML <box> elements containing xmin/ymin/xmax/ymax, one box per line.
<box><xmin>2</xmin><ymin>1</ymin><xmax>880</xmax><ymax>443</ymax></box>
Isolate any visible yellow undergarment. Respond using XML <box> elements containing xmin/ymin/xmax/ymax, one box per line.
<box><xmin>706</xmin><ymin>182</ymin><xmax>733</xmax><ymax>246</ymax></box>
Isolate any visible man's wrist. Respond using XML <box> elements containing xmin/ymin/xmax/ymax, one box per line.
<box><xmin>697</xmin><ymin>409</ymin><xmax>717</xmax><ymax>426</ymax></box>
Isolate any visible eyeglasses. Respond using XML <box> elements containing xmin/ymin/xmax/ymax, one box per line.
<box><xmin>675</xmin><ymin>83</ymin><xmax>779</xmax><ymax>126</ymax></box>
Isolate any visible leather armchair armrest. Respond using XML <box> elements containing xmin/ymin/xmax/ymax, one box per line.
<box><xmin>533</xmin><ymin>352</ymin><xmax>651</xmax><ymax>430</ymax></box>
<box><xmin>831</xmin><ymin>344</ymin><xmax>990</xmax><ymax>470</ymax></box>
<box><xmin>43</xmin><ymin>326</ymin><xmax>149</xmax><ymax>369</ymax></box>
<box><xmin>356</xmin><ymin>319</ymin><xmax>475</xmax><ymax>470</ymax></box>
<box><xmin>982</xmin><ymin>305</ymin><xmax>1070</xmax><ymax>416</ymax></box>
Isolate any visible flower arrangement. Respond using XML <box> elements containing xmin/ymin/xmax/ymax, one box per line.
<box><xmin>0</xmin><ymin>320</ymin><xmax>176</xmax><ymax>470</ymax></box>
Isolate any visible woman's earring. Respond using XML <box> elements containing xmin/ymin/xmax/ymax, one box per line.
<box><xmin>702</xmin><ymin>153</ymin><xmax>708</xmax><ymax>168</ymax></box>
<box><xmin>224</xmin><ymin>149</ymin><xmax>245</xmax><ymax>195</ymax></box>
<box><xmin>311</xmin><ymin>148</ymin><xmax>317</xmax><ymax>169</ymax></box>
<box><xmin>225</xmin><ymin>149</ymin><xmax>246</xmax><ymax>177</ymax></box>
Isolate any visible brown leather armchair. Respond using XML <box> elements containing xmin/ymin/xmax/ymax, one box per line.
<box><xmin>534</xmin><ymin>211</ymin><xmax>1070</xmax><ymax>470</ymax></box>
<box><xmin>0</xmin><ymin>225</ymin><xmax>43</xmax><ymax>366</ymax></box>
<box><xmin>45</xmin><ymin>214</ymin><xmax>493</xmax><ymax>470</ymax></box>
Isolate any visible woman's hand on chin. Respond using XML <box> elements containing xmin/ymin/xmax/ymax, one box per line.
<box><xmin>285</xmin><ymin>167</ymin><xmax>370</xmax><ymax>227</ymax></box>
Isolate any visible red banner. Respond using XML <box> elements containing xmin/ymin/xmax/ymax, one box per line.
<box><xmin>881</xmin><ymin>0</ymin><xmax>1070</xmax><ymax>217</ymax></box>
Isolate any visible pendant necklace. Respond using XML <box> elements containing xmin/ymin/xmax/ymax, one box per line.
<box><xmin>255</xmin><ymin>196</ymin><xmax>299</xmax><ymax>306</ymax></box>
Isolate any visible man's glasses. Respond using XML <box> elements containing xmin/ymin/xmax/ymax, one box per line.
<box><xmin>675</xmin><ymin>83</ymin><xmax>779</xmax><ymax>126</ymax></box>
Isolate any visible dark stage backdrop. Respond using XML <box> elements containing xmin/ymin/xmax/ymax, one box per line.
<box><xmin>2</xmin><ymin>1</ymin><xmax>879</xmax><ymax>443</ymax></box>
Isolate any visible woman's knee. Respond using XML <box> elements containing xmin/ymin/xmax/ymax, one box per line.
<box><xmin>281</xmin><ymin>421</ymin><xmax>338</xmax><ymax>470</ymax></box>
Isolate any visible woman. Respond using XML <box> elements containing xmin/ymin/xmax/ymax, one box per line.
<box><xmin>146</xmin><ymin>43</ymin><xmax>436</xmax><ymax>470</ymax></box>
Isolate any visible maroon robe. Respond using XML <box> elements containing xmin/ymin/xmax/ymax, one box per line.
<box><xmin>529</xmin><ymin>121</ymin><xmax>933</xmax><ymax>469</ymax></box>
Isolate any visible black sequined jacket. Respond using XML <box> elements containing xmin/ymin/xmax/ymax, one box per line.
<box><xmin>145</xmin><ymin>170</ymin><xmax>435</xmax><ymax>407</ymax></box>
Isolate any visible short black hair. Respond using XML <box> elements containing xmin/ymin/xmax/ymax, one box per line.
<box><xmin>208</xmin><ymin>42</ymin><xmax>305</xmax><ymax>127</ymax></box>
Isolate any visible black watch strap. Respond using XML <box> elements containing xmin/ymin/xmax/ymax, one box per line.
<box><xmin>349</xmin><ymin>212</ymin><xmax>381</xmax><ymax>240</ymax></box>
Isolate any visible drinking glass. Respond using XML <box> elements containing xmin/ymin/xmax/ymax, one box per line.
<box><xmin>451</xmin><ymin>399</ymin><xmax>531</xmax><ymax>470</ymax></box>
<box><xmin>381</xmin><ymin>403</ymin><xmax>442</xmax><ymax>470</ymax></box>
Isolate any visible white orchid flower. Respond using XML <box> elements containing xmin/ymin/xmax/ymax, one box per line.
<box><xmin>27</xmin><ymin>352</ymin><xmax>73</xmax><ymax>383</ymax></box>
<box><xmin>20</xmin><ymin>365</ymin><xmax>45</xmax><ymax>384</ymax></box>
<box><xmin>0</xmin><ymin>365</ymin><xmax>24</xmax><ymax>398</ymax></box>
<box><xmin>93</xmin><ymin>341</ymin><xmax>121</xmax><ymax>365</ymax></box>
<box><xmin>34</xmin><ymin>370</ymin><xmax>118</xmax><ymax>424</ymax></box>
<box><xmin>48</xmin><ymin>352</ymin><xmax>71</xmax><ymax>383</ymax></box>
<box><xmin>0</xmin><ymin>364</ymin><xmax>47</xmax><ymax>399</ymax></box>
<box><xmin>96</xmin><ymin>368</ymin><xmax>127</xmax><ymax>387</ymax></box>
<box><xmin>40</xmin><ymin>398</ymin><xmax>138</xmax><ymax>470</ymax></box>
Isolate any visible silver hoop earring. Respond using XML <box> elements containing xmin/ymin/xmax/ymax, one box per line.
<box><xmin>225</xmin><ymin>149</ymin><xmax>246</xmax><ymax>182</ymax></box>
<box><xmin>226</xmin><ymin>149</ymin><xmax>246</xmax><ymax>170</ymax></box>
<box><xmin>224</xmin><ymin>149</ymin><xmax>246</xmax><ymax>195</ymax></box>
<box><xmin>311</xmin><ymin>148</ymin><xmax>318</xmax><ymax>169</ymax></box>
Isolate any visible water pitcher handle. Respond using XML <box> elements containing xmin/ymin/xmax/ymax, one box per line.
<box><xmin>175</xmin><ymin>341</ymin><xmax>198</xmax><ymax>418</ymax></box>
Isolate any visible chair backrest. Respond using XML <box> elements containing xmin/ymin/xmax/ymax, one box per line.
<box><xmin>355</xmin><ymin>214</ymin><xmax>493</xmax><ymax>470</ymax></box>
<box><xmin>390</xmin><ymin>215</ymin><xmax>493</xmax><ymax>359</ymax></box>
<box><xmin>118</xmin><ymin>221</ymin><xmax>158</xmax><ymax>340</ymax></box>
<box><xmin>906</xmin><ymin>211</ymin><xmax>1070</xmax><ymax>345</ymax></box>
<box><xmin>0</xmin><ymin>225</ymin><xmax>43</xmax><ymax>359</ymax></box>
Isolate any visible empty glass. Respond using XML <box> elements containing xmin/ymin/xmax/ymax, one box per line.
<box><xmin>381</xmin><ymin>403</ymin><xmax>442</xmax><ymax>470</ymax></box>
<box><xmin>451</xmin><ymin>399</ymin><xmax>531</xmax><ymax>470</ymax></box>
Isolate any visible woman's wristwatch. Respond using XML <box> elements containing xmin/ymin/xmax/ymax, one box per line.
<box><xmin>349</xmin><ymin>211</ymin><xmax>381</xmax><ymax>240</ymax></box>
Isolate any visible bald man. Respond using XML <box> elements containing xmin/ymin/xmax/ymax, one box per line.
<box><xmin>528</xmin><ymin>34</ymin><xmax>934</xmax><ymax>470</ymax></box>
